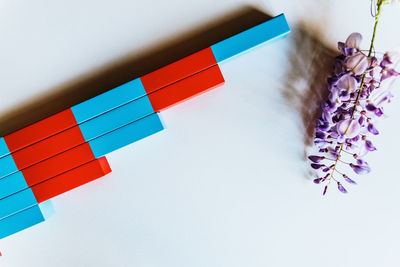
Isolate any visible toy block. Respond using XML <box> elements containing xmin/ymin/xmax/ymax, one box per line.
<box><xmin>0</xmin><ymin>143</ymin><xmax>96</xmax><ymax>199</ymax></box>
<box><xmin>0</xmin><ymin>158</ymin><xmax>110</xmax><ymax>220</ymax></box>
<box><xmin>0</xmin><ymin>172</ymin><xmax>28</xmax><ymax>200</ymax></box>
<box><xmin>89</xmin><ymin>113</ymin><xmax>164</xmax><ymax>158</ymax></box>
<box><xmin>0</xmin><ymin>200</ymin><xmax>54</xmax><ymax>240</ymax></box>
<box><xmin>140</xmin><ymin>47</ymin><xmax>217</xmax><ymax>94</ymax></box>
<box><xmin>31</xmin><ymin>157</ymin><xmax>111</xmax><ymax>203</ymax></box>
<box><xmin>147</xmin><ymin>65</ymin><xmax>225</xmax><ymax>112</ymax></box>
<box><xmin>10</xmin><ymin>126</ymin><xmax>86</xmax><ymax>173</ymax></box>
<box><xmin>71</xmin><ymin>78</ymin><xmax>147</xmax><ymax>124</ymax></box>
<box><xmin>0</xmin><ymin>137</ymin><xmax>10</xmax><ymax>158</ymax></box>
<box><xmin>210</xmin><ymin>14</ymin><xmax>290</xmax><ymax>63</ymax></box>
<box><xmin>0</xmin><ymin>188</ymin><xmax>37</xmax><ymax>220</ymax></box>
<box><xmin>3</xmin><ymin>109</ymin><xmax>78</xmax><ymax>155</ymax></box>
<box><xmin>78</xmin><ymin>95</ymin><xmax>155</xmax><ymax>141</ymax></box>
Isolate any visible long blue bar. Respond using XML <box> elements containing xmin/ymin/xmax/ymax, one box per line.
<box><xmin>210</xmin><ymin>14</ymin><xmax>290</xmax><ymax>63</ymax></box>
<box><xmin>78</xmin><ymin>95</ymin><xmax>155</xmax><ymax>141</ymax></box>
<box><xmin>71</xmin><ymin>78</ymin><xmax>147</xmax><ymax>124</ymax></box>
<box><xmin>0</xmin><ymin>200</ymin><xmax>54</xmax><ymax>239</ymax></box>
<box><xmin>89</xmin><ymin>113</ymin><xmax>164</xmax><ymax>158</ymax></box>
<box><xmin>0</xmin><ymin>188</ymin><xmax>37</xmax><ymax>221</ymax></box>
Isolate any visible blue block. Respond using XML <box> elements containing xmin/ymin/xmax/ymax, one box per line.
<box><xmin>71</xmin><ymin>78</ymin><xmax>147</xmax><ymax>124</ymax></box>
<box><xmin>0</xmin><ymin>188</ymin><xmax>37</xmax><ymax>220</ymax></box>
<box><xmin>0</xmin><ymin>137</ymin><xmax>10</xmax><ymax>159</ymax></box>
<box><xmin>0</xmin><ymin>154</ymin><xmax>19</xmax><ymax>180</ymax></box>
<box><xmin>79</xmin><ymin>95</ymin><xmax>155</xmax><ymax>142</ymax></box>
<box><xmin>0</xmin><ymin>200</ymin><xmax>54</xmax><ymax>239</ymax></box>
<box><xmin>210</xmin><ymin>14</ymin><xmax>290</xmax><ymax>63</ymax></box>
<box><xmin>0</xmin><ymin>171</ymin><xmax>28</xmax><ymax>200</ymax></box>
<box><xmin>89</xmin><ymin>113</ymin><xmax>164</xmax><ymax>158</ymax></box>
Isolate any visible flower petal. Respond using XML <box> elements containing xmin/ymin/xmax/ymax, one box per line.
<box><xmin>337</xmin><ymin>119</ymin><xmax>361</xmax><ymax>138</ymax></box>
<box><xmin>337</xmin><ymin>182</ymin><xmax>348</xmax><ymax>193</ymax></box>
<box><xmin>343</xmin><ymin>174</ymin><xmax>357</xmax><ymax>184</ymax></box>
<box><xmin>365</xmin><ymin>140</ymin><xmax>377</xmax><ymax>151</ymax></box>
<box><xmin>345</xmin><ymin>53</ymin><xmax>368</xmax><ymax>75</ymax></box>
<box><xmin>367</xmin><ymin>124</ymin><xmax>379</xmax><ymax>135</ymax></box>
<box><xmin>337</xmin><ymin>74</ymin><xmax>357</xmax><ymax>92</ymax></box>
<box><xmin>345</xmin><ymin>32</ymin><xmax>362</xmax><ymax>49</ymax></box>
<box><xmin>350</xmin><ymin>163</ymin><xmax>371</xmax><ymax>175</ymax></box>
<box><xmin>323</xmin><ymin>185</ymin><xmax>328</xmax><ymax>195</ymax></box>
<box><xmin>308</xmin><ymin>155</ymin><xmax>325</xmax><ymax>163</ymax></box>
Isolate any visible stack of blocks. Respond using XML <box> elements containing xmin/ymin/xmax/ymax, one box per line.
<box><xmin>0</xmin><ymin>14</ymin><xmax>290</xmax><ymax>239</ymax></box>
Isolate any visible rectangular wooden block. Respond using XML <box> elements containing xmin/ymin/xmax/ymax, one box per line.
<box><xmin>31</xmin><ymin>157</ymin><xmax>111</xmax><ymax>203</ymax></box>
<box><xmin>89</xmin><ymin>113</ymin><xmax>164</xmax><ymax>158</ymax></box>
<box><xmin>71</xmin><ymin>78</ymin><xmax>147</xmax><ymax>124</ymax></box>
<box><xmin>3</xmin><ymin>109</ymin><xmax>78</xmax><ymax>154</ymax></box>
<box><xmin>147</xmin><ymin>65</ymin><xmax>225</xmax><ymax>112</ymax></box>
<box><xmin>0</xmin><ymin>200</ymin><xmax>54</xmax><ymax>240</ymax></box>
<box><xmin>210</xmin><ymin>14</ymin><xmax>290</xmax><ymax>63</ymax></box>
<box><xmin>140</xmin><ymin>47</ymin><xmax>217</xmax><ymax>94</ymax></box>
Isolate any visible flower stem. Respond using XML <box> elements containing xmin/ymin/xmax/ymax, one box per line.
<box><xmin>327</xmin><ymin>1</ymin><xmax>384</xmax><ymax>183</ymax></box>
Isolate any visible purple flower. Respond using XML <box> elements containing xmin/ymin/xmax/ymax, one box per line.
<box><xmin>311</xmin><ymin>163</ymin><xmax>324</xmax><ymax>170</ymax></box>
<box><xmin>337</xmin><ymin>74</ymin><xmax>357</xmax><ymax>92</ymax></box>
<box><xmin>350</xmin><ymin>163</ymin><xmax>371</xmax><ymax>175</ymax></box>
<box><xmin>365</xmin><ymin>140</ymin><xmax>377</xmax><ymax>151</ymax></box>
<box><xmin>323</xmin><ymin>185</ymin><xmax>328</xmax><ymax>195</ymax></box>
<box><xmin>336</xmin><ymin>119</ymin><xmax>361</xmax><ymax>138</ymax></box>
<box><xmin>337</xmin><ymin>182</ymin><xmax>348</xmax><ymax>193</ymax></box>
<box><xmin>345</xmin><ymin>32</ymin><xmax>362</xmax><ymax>49</ymax></box>
<box><xmin>313</xmin><ymin>178</ymin><xmax>323</xmax><ymax>184</ymax></box>
<box><xmin>345</xmin><ymin>53</ymin><xmax>369</xmax><ymax>75</ymax></box>
<box><xmin>343</xmin><ymin>174</ymin><xmax>357</xmax><ymax>184</ymax></box>
<box><xmin>308</xmin><ymin>155</ymin><xmax>325</xmax><ymax>163</ymax></box>
<box><xmin>309</xmin><ymin>32</ymin><xmax>398</xmax><ymax>195</ymax></box>
<box><xmin>367</xmin><ymin>124</ymin><xmax>379</xmax><ymax>135</ymax></box>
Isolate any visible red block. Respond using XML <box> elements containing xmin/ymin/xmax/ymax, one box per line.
<box><xmin>141</xmin><ymin>47</ymin><xmax>217</xmax><ymax>94</ymax></box>
<box><xmin>22</xmin><ymin>143</ymin><xmax>95</xmax><ymax>187</ymax></box>
<box><xmin>31</xmin><ymin>157</ymin><xmax>111</xmax><ymax>203</ymax></box>
<box><xmin>147</xmin><ymin>65</ymin><xmax>225</xmax><ymax>112</ymax></box>
<box><xmin>11</xmin><ymin>125</ymin><xmax>86</xmax><ymax>171</ymax></box>
<box><xmin>4</xmin><ymin>109</ymin><xmax>77</xmax><ymax>153</ymax></box>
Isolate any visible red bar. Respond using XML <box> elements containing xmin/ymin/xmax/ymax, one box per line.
<box><xmin>147</xmin><ymin>65</ymin><xmax>225</xmax><ymax>112</ymax></box>
<box><xmin>4</xmin><ymin>109</ymin><xmax>78</xmax><ymax>153</ymax></box>
<box><xmin>31</xmin><ymin>157</ymin><xmax>111</xmax><ymax>203</ymax></box>
<box><xmin>11</xmin><ymin>126</ymin><xmax>86</xmax><ymax>170</ymax></box>
<box><xmin>22</xmin><ymin>143</ymin><xmax>95</xmax><ymax>186</ymax></box>
<box><xmin>140</xmin><ymin>47</ymin><xmax>217</xmax><ymax>94</ymax></box>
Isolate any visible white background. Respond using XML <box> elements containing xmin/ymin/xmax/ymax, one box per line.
<box><xmin>1</xmin><ymin>0</ymin><xmax>400</xmax><ymax>266</ymax></box>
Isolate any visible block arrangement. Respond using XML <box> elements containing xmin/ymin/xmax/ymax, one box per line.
<box><xmin>0</xmin><ymin>14</ymin><xmax>290</xmax><ymax>240</ymax></box>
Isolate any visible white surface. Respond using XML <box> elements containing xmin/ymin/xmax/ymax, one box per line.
<box><xmin>1</xmin><ymin>0</ymin><xmax>400</xmax><ymax>266</ymax></box>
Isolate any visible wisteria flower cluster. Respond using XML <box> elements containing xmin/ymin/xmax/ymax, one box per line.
<box><xmin>309</xmin><ymin>30</ymin><xmax>400</xmax><ymax>195</ymax></box>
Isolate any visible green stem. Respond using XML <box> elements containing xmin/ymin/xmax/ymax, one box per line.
<box><xmin>327</xmin><ymin>1</ymin><xmax>384</xmax><ymax>183</ymax></box>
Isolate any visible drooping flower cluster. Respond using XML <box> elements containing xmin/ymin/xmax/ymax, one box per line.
<box><xmin>309</xmin><ymin>32</ymin><xmax>400</xmax><ymax>195</ymax></box>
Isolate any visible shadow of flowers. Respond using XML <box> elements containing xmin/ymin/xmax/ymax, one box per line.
<box><xmin>282</xmin><ymin>25</ymin><xmax>337</xmax><ymax>151</ymax></box>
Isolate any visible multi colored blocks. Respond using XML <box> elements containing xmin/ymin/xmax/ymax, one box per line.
<box><xmin>0</xmin><ymin>14</ymin><xmax>290</xmax><ymax>240</ymax></box>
